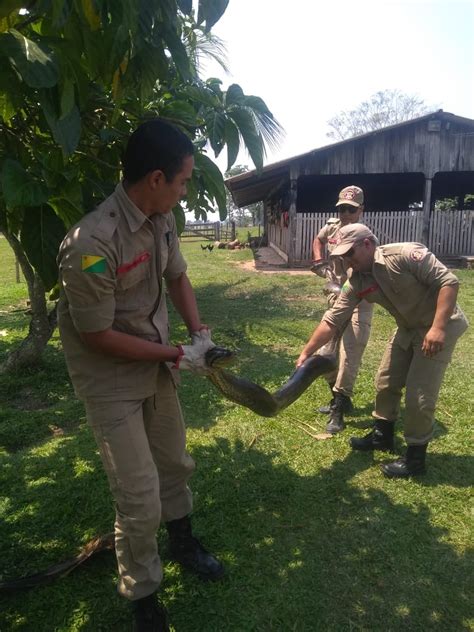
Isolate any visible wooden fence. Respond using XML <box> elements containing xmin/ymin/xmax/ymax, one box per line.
<box><xmin>180</xmin><ymin>222</ymin><xmax>234</xmax><ymax>241</ymax></box>
<box><xmin>269</xmin><ymin>210</ymin><xmax>473</xmax><ymax>263</ymax></box>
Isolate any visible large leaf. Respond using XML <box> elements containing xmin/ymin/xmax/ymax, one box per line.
<box><xmin>228</xmin><ymin>108</ymin><xmax>263</xmax><ymax>169</ymax></box>
<box><xmin>20</xmin><ymin>205</ymin><xmax>67</xmax><ymax>291</ymax></box>
<box><xmin>0</xmin><ymin>29</ymin><xmax>59</xmax><ymax>88</ymax></box>
<box><xmin>195</xmin><ymin>152</ymin><xmax>227</xmax><ymax>219</ymax></box>
<box><xmin>42</xmin><ymin>90</ymin><xmax>81</xmax><ymax>156</ymax></box>
<box><xmin>161</xmin><ymin>23</ymin><xmax>191</xmax><ymax>81</ymax></box>
<box><xmin>197</xmin><ymin>0</ymin><xmax>229</xmax><ymax>31</ymax></box>
<box><xmin>1</xmin><ymin>159</ymin><xmax>49</xmax><ymax>209</ymax></box>
<box><xmin>177</xmin><ymin>0</ymin><xmax>193</xmax><ymax>15</ymax></box>
<box><xmin>224</xmin><ymin>118</ymin><xmax>240</xmax><ymax>171</ymax></box>
<box><xmin>225</xmin><ymin>83</ymin><xmax>244</xmax><ymax>107</ymax></box>
<box><xmin>205</xmin><ymin>111</ymin><xmax>226</xmax><ymax>155</ymax></box>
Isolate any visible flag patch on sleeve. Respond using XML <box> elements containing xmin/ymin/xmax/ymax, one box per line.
<box><xmin>81</xmin><ymin>255</ymin><xmax>106</xmax><ymax>273</ymax></box>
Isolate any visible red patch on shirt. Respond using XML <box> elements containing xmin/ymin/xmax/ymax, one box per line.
<box><xmin>117</xmin><ymin>251</ymin><xmax>151</xmax><ymax>275</ymax></box>
<box><xmin>356</xmin><ymin>283</ymin><xmax>379</xmax><ymax>299</ymax></box>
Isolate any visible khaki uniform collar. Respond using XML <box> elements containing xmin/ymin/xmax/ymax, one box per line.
<box><xmin>115</xmin><ymin>182</ymin><xmax>149</xmax><ymax>233</ymax></box>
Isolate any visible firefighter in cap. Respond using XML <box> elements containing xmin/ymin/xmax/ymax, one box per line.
<box><xmin>300</xmin><ymin>223</ymin><xmax>468</xmax><ymax>477</ymax></box>
<box><xmin>312</xmin><ymin>185</ymin><xmax>374</xmax><ymax>434</ymax></box>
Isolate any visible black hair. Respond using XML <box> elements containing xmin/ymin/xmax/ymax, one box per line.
<box><xmin>122</xmin><ymin>118</ymin><xmax>194</xmax><ymax>184</ymax></box>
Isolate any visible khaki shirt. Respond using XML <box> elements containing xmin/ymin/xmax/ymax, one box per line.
<box><xmin>323</xmin><ymin>243</ymin><xmax>468</xmax><ymax>348</ymax></box>
<box><xmin>317</xmin><ymin>218</ymin><xmax>350</xmax><ymax>287</ymax></box>
<box><xmin>57</xmin><ymin>182</ymin><xmax>187</xmax><ymax>400</ymax></box>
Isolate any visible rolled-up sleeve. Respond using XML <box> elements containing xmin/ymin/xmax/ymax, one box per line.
<box><xmin>322</xmin><ymin>284</ymin><xmax>360</xmax><ymax>332</ymax></box>
<box><xmin>58</xmin><ymin>234</ymin><xmax>117</xmax><ymax>333</ymax></box>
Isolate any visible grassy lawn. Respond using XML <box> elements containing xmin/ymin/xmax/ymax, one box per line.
<box><xmin>0</xmin><ymin>235</ymin><xmax>473</xmax><ymax>631</ymax></box>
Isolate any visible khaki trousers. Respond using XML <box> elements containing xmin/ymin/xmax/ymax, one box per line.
<box><xmin>85</xmin><ymin>365</ymin><xmax>195</xmax><ymax>600</ymax></box>
<box><xmin>373</xmin><ymin>316</ymin><xmax>468</xmax><ymax>445</ymax></box>
<box><xmin>325</xmin><ymin>300</ymin><xmax>373</xmax><ymax>397</ymax></box>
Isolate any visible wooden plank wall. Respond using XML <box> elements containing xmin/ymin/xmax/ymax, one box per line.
<box><xmin>292</xmin><ymin>211</ymin><xmax>474</xmax><ymax>261</ymax></box>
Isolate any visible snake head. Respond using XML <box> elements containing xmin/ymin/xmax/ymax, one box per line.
<box><xmin>205</xmin><ymin>346</ymin><xmax>237</xmax><ymax>369</ymax></box>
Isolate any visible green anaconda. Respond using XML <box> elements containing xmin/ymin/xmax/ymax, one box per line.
<box><xmin>0</xmin><ymin>347</ymin><xmax>336</xmax><ymax>592</ymax></box>
<box><xmin>205</xmin><ymin>346</ymin><xmax>337</xmax><ymax>417</ymax></box>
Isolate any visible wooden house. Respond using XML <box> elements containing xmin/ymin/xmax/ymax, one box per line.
<box><xmin>225</xmin><ymin>111</ymin><xmax>474</xmax><ymax>266</ymax></box>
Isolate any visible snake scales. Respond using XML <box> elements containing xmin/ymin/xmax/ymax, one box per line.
<box><xmin>0</xmin><ymin>346</ymin><xmax>336</xmax><ymax>591</ymax></box>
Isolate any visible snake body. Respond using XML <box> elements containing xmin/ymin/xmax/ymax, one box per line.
<box><xmin>206</xmin><ymin>347</ymin><xmax>337</xmax><ymax>417</ymax></box>
<box><xmin>0</xmin><ymin>347</ymin><xmax>336</xmax><ymax>592</ymax></box>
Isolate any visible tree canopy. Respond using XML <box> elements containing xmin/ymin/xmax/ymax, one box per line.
<box><xmin>0</xmin><ymin>0</ymin><xmax>283</xmax><ymax>371</ymax></box>
<box><xmin>326</xmin><ymin>89</ymin><xmax>436</xmax><ymax>141</ymax></box>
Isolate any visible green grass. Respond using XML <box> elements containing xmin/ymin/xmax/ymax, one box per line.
<box><xmin>0</xmin><ymin>235</ymin><xmax>473</xmax><ymax>631</ymax></box>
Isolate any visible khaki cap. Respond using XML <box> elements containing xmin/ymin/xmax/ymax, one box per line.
<box><xmin>335</xmin><ymin>185</ymin><xmax>364</xmax><ymax>208</ymax></box>
<box><xmin>331</xmin><ymin>223</ymin><xmax>376</xmax><ymax>256</ymax></box>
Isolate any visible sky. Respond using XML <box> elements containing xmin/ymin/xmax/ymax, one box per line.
<box><xmin>201</xmin><ymin>0</ymin><xmax>474</xmax><ymax>171</ymax></box>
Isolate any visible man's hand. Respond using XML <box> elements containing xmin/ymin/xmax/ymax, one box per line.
<box><xmin>422</xmin><ymin>326</ymin><xmax>446</xmax><ymax>358</ymax></box>
<box><xmin>310</xmin><ymin>260</ymin><xmax>331</xmax><ymax>278</ymax></box>
<box><xmin>175</xmin><ymin>336</ymin><xmax>216</xmax><ymax>374</ymax></box>
<box><xmin>190</xmin><ymin>327</ymin><xmax>212</xmax><ymax>345</ymax></box>
<box><xmin>296</xmin><ymin>350</ymin><xmax>311</xmax><ymax>368</ymax></box>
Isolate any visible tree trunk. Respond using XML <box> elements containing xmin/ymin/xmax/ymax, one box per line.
<box><xmin>0</xmin><ymin>229</ymin><xmax>57</xmax><ymax>374</ymax></box>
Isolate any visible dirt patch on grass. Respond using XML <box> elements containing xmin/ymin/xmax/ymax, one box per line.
<box><xmin>237</xmin><ymin>247</ymin><xmax>313</xmax><ymax>275</ymax></box>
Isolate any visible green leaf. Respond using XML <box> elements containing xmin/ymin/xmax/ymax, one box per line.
<box><xmin>197</xmin><ymin>0</ymin><xmax>229</xmax><ymax>31</ymax></box>
<box><xmin>161</xmin><ymin>23</ymin><xmax>191</xmax><ymax>81</ymax></box>
<box><xmin>0</xmin><ymin>29</ymin><xmax>59</xmax><ymax>88</ymax></box>
<box><xmin>224</xmin><ymin>118</ymin><xmax>240</xmax><ymax>171</ymax></box>
<box><xmin>228</xmin><ymin>108</ymin><xmax>263</xmax><ymax>169</ymax></box>
<box><xmin>20</xmin><ymin>205</ymin><xmax>67</xmax><ymax>291</ymax></box>
<box><xmin>177</xmin><ymin>0</ymin><xmax>193</xmax><ymax>14</ymax></box>
<box><xmin>159</xmin><ymin>99</ymin><xmax>197</xmax><ymax>127</ymax></box>
<box><xmin>195</xmin><ymin>152</ymin><xmax>227</xmax><ymax>219</ymax></box>
<box><xmin>225</xmin><ymin>83</ymin><xmax>244</xmax><ymax>107</ymax></box>
<box><xmin>42</xmin><ymin>91</ymin><xmax>81</xmax><ymax>156</ymax></box>
<box><xmin>59</xmin><ymin>77</ymin><xmax>75</xmax><ymax>119</ymax></box>
<box><xmin>205</xmin><ymin>111</ymin><xmax>226</xmax><ymax>155</ymax></box>
<box><xmin>1</xmin><ymin>159</ymin><xmax>48</xmax><ymax>209</ymax></box>
<box><xmin>0</xmin><ymin>91</ymin><xmax>16</xmax><ymax>122</ymax></box>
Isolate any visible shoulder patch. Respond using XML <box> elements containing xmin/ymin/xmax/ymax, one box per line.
<box><xmin>410</xmin><ymin>248</ymin><xmax>427</xmax><ymax>262</ymax></box>
<box><xmin>82</xmin><ymin>255</ymin><xmax>106</xmax><ymax>273</ymax></box>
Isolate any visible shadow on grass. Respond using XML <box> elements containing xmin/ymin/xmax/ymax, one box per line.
<box><xmin>1</xmin><ymin>431</ymin><xmax>472</xmax><ymax>631</ymax></box>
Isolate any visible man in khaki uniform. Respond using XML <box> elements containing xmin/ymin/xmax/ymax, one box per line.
<box><xmin>298</xmin><ymin>224</ymin><xmax>468</xmax><ymax>478</ymax></box>
<box><xmin>312</xmin><ymin>186</ymin><xmax>374</xmax><ymax>434</ymax></box>
<box><xmin>58</xmin><ymin>119</ymin><xmax>222</xmax><ymax>632</ymax></box>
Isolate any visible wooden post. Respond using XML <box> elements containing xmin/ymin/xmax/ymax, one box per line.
<box><xmin>215</xmin><ymin>221</ymin><xmax>220</xmax><ymax>241</ymax></box>
<box><xmin>421</xmin><ymin>177</ymin><xmax>433</xmax><ymax>246</ymax></box>
<box><xmin>287</xmin><ymin>165</ymin><xmax>299</xmax><ymax>267</ymax></box>
<box><xmin>231</xmin><ymin>221</ymin><xmax>236</xmax><ymax>240</ymax></box>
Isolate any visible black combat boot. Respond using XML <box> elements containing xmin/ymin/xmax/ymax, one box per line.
<box><xmin>166</xmin><ymin>515</ymin><xmax>225</xmax><ymax>581</ymax></box>
<box><xmin>325</xmin><ymin>393</ymin><xmax>346</xmax><ymax>434</ymax></box>
<box><xmin>132</xmin><ymin>593</ymin><xmax>169</xmax><ymax>632</ymax></box>
<box><xmin>350</xmin><ymin>420</ymin><xmax>395</xmax><ymax>452</ymax></box>
<box><xmin>318</xmin><ymin>382</ymin><xmax>336</xmax><ymax>414</ymax></box>
<box><xmin>381</xmin><ymin>444</ymin><xmax>427</xmax><ymax>478</ymax></box>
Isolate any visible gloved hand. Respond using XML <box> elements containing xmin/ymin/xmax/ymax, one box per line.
<box><xmin>310</xmin><ymin>260</ymin><xmax>331</xmax><ymax>278</ymax></box>
<box><xmin>190</xmin><ymin>327</ymin><xmax>213</xmax><ymax>345</ymax></box>
<box><xmin>174</xmin><ymin>336</ymin><xmax>216</xmax><ymax>375</ymax></box>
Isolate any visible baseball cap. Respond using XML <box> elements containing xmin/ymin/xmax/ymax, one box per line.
<box><xmin>335</xmin><ymin>185</ymin><xmax>364</xmax><ymax>208</ymax></box>
<box><xmin>331</xmin><ymin>223</ymin><xmax>376</xmax><ymax>256</ymax></box>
